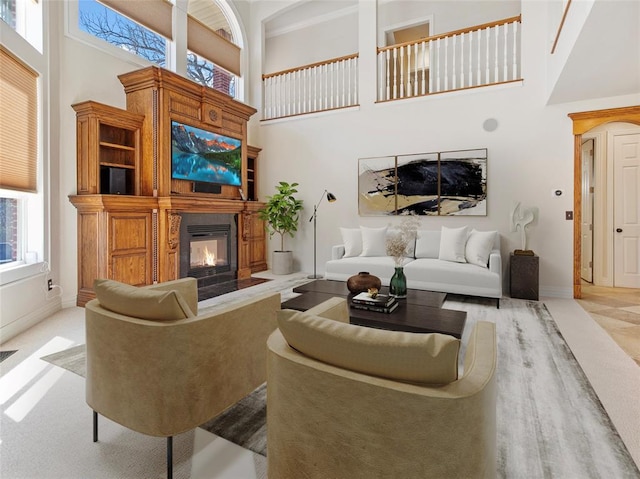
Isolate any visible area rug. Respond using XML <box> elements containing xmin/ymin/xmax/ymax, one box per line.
<box><xmin>0</xmin><ymin>350</ymin><xmax>17</xmax><ymax>363</ymax></box>
<box><xmin>41</xmin><ymin>295</ymin><xmax>640</xmax><ymax>476</ymax></box>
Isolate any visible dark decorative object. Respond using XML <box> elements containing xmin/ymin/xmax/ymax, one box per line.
<box><xmin>389</xmin><ymin>267</ymin><xmax>407</xmax><ymax>298</ymax></box>
<box><xmin>347</xmin><ymin>272</ymin><xmax>381</xmax><ymax>294</ymax></box>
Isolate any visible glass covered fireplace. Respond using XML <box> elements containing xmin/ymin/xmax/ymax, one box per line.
<box><xmin>188</xmin><ymin>225</ymin><xmax>230</xmax><ymax>276</ymax></box>
<box><xmin>179</xmin><ymin>213</ymin><xmax>238</xmax><ymax>284</ymax></box>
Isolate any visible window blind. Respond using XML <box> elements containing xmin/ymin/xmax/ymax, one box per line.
<box><xmin>0</xmin><ymin>47</ymin><xmax>38</xmax><ymax>193</ymax></box>
<box><xmin>97</xmin><ymin>0</ymin><xmax>173</xmax><ymax>40</ymax></box>
<box><xmin>187</xmin><ymin>15</ymin><xmax>240</xmax><ymax>76</ymax></box>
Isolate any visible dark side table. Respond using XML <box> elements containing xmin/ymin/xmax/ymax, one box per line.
<box><xmin>510</xmin><ymin>253</ymin><xmax>539</xmax><ymax>300</ymax></box>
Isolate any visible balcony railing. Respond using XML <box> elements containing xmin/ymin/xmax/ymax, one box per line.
<box><xmin>261</xmin><ymin>15</ymin><xmax>522</xmax><ymax>119</ymax></box>
<box><xmin>262</xmin><ymin>53</ymin><xmax>359</xmax><ymax>120</ymax></box>
<box><xmin>377</xmin><ymin>15</ymin><xmax>522</xmax><ymax>102</ymax></box>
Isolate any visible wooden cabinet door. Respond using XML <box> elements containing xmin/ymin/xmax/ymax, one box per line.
<box><xmin>107</xmin><ymin>211</ymin><xmax>152</xmax><ymax>286</ymax></box>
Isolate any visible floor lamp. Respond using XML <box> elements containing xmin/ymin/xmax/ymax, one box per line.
<box><xmin>308</xmin><ymin>190</ymin><xmax>337</xmax><ymax>279</ymax></box>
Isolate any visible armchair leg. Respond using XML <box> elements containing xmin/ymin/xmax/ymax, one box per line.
<box><xmin>93</xmin><ymin>410</ymin><xmax>98</xmax><ymax>442</ymax></box>
<box><xmin>497</xmin><ymin>298</ymin><xmax>500</xmax><ymax>309</ymax></box>
<box><xmin>167</xmin><ymin>436</ymin><xmax>173</xmax><ymax>479</ymax></box>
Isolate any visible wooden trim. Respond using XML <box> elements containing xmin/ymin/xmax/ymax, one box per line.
<box><xmin>551</xmin><ymin>0</ymin><xmax>572</xmax><ymax>55</ymax></box>
<box><xmin>568</xmin><ymin>105</ymin><xmax>640</xmax><ymax>298</ymax></box>
<box><xmin>262</xmin><ymin>53</ymin><xmax>359</xmax><ymax>80</ymax></box>
<box><xmin>375</xmin><ymin>78</ymin><xmax>523</xmax><ymax>104</ymax></box>
<box><xmin>378</xmin><ymin>15</ymin><xmax>522</xmax><ymax>53</ymax></box>
<box><xmin>568</xmin><ymin>105</ymin><xmax>640</xmax><ymax>134</ymax></box>
<box><xmin>261</xmin><ymin>104</ymin><xmax>360</xmax><ymax>122</ymax></box>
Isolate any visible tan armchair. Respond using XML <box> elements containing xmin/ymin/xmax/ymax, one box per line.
<box><xmin>267</xmin><ymin>297</ymin><xmax>497</xmax><ymax>479</ymax></box>
<box><xmin>85</xmin><ymin>277</ymin><xmax>280</xmax><ymax>479</ymax></box>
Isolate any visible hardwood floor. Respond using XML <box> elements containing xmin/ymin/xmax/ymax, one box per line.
<box><xmin>576</xmin><ymin>283</ymin><xmax>640</xmax><ymax>367</ymax></box>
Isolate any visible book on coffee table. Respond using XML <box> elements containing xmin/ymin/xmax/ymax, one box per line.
<box><xmin>351</xmin><ymin>292</ymin><xmax>398</xmax><ymax>313</ymax></box>
<box><xmin>352</xmin><ymin>292</ymin><xmax>396</xmax><ymax>307</ymax></box>
<box><xmin>351</xmin><ymin>300</ymin><xmax>399</xmax><ymax>314</ymax></box>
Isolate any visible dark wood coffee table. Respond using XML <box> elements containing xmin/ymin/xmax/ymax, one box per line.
<box><xmin>282</xmin><ymin>280</ymin><xmax>466</xmax><ymax>339</ymax></box>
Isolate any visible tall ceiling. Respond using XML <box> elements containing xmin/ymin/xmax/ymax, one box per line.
<box><xmin>548</xmin><ymin>0</ymin><xmax>640</xmax><ymax>104</ymax></box>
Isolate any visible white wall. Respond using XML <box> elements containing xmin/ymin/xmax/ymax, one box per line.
<box><xmin>377</xmin><ymin>0</ymin><xmax>521</xmax><ymax>41</ymax></box>
<box><xmin>250</xmin><ymin>0</ymin><xmax>640</xmax><ymax>298</ymax></box>
<box><xmin>264</xmin><ymin>11</ymin><xmax>358</xmax><ymax>73</ymax></box>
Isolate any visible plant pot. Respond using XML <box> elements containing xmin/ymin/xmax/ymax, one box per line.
<box><xmin>272</xmin><ymin>251</ymin><xmax>294</xmax><ymax>275</ymax></box>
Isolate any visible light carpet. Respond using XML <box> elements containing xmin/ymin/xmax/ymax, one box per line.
<box><xmin>41</xmin><ymin>290</ymin><xmax>640</xmax><ymax>478</ymax></box>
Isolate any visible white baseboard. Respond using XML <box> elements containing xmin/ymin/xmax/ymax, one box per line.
<box><xmin>0</xmin><ymin>299</ymin><xmax>61</xmax><ymax>345</ymax></box>
<box><xmin>540</xmin><ymin>286</ymin><xmax>573</xmax><ymax>299</ymax></box>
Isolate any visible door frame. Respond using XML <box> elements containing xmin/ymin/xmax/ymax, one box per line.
<box><xmin>568</xmin><ymin>105</ymin><xmax>640</xmax><ymax>298</ymax></box>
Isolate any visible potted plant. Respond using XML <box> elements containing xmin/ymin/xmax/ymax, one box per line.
<box><xmin>258</xmin><ymin>181</ymin><xmax>304</xmax><ymax>274</ymax></box>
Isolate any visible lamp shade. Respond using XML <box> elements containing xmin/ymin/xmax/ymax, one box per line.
<box><xmin>327</xmin><ymin>192</ymin><xmax>337</xmax><ymax>202</ymax></box>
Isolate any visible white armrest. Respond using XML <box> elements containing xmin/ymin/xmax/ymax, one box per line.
<box><xmin>489</xmin><ymin>249</ymin><xmax>502</xmax><ymax>276</ymax></box>
<box><xmin>331</xmin><ymin>245</ymin><xmax>345</xmax><ymax>260</ymax></box>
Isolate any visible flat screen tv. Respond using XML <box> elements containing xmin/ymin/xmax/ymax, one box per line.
<box><xmin>171</xmin><ymin>120</ymin><xmax>242</xmax><ymax>187</ymax></box>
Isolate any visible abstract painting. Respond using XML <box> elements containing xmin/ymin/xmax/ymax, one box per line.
<box><xmin>358</xmin><ymin>148</ymin><xmax>487</xmax><ymax>216</ymax></box>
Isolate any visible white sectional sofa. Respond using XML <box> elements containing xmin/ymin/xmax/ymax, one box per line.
<box><xmin>324</xmin><ymin>226</ymin><xmax>503</xmax><ymax>307</ymax></box>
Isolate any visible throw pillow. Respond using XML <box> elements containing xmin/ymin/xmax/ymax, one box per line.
<box><xmin>340</xmin><ymin>227</ymin><xmax>363</xmax><ymax>257</ymax></box>
<box><xmin>94</xmin><ymin>278</ymin><xmax>194</xmax><ymax>321</ymax></box>
<box><xmin>277</xmin><ymin>309</ymin><xmax>460</xmax><ymax>384</ymax></box>
<box><xmin>414</xmin><ymin>230</ymin><xmax>441</xmax><ymax>258</ymax></box>
<box><xmin>465</xmin><ymin>229</ymin><xmax>497</xmax><ymax>267</ymax></box>
<box><xmin>438</xmin><ymin>226</ymin><xmax>469</xmax><ymax>263</ymax></box>
<box><xmin>360</xmin><ymin>226</ymin><xmax>388</xmax><ymax>257</ymax></box>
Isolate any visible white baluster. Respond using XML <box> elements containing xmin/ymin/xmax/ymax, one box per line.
<box><xmin>420</xmin><ymin>42</ymin><xmax>427</xmax><ymax>95</ymax></box>
<box><xmin>485</xmin><ymin>27</ymin><xmax>490</xmax><ymax>84</ymax></box>
<box><xmin>436</xmin><ymin>38</ymin><xmax>441</xmax><ymax>92</ymax></box>
<box><xmin>428</xmin><ymin>40</ymin><xmax>433</xmax><ymax>93</ymax></box>
<box><xmin>494</xmin><ymin>25</ymin><xmax>499</xmax><ymax>83</ymax></box>
<box><xmin>444</xmin><ymin>36</ymin><xmax>449</xmax><ymax>91</ymax></box>
<box><xmin>452</xmin><ymin>34</ymin><xmax>457</xmax><ymax>89</ymax></box>
<box><xmin>325</xmin><ymin>63</ymin><xmax>329</xmax><ymax>109</ymax></box>
<box><xmin>406</xmin><ymin>45</ymin><xmax>413</xmax><ymax>96</ymax></box>
<box><xmin>331</xmin><ymin>62</ymin><xmax>335</xmax><ymax>108</ymax></box>
<box><xmin>385</xmin><ymin>50</ymin><xmax>391</xmax><ymax>100</ymax></box>
<box><xmin>399</xmin><ymin>47</ymin><xmax>405</xmax><ymax>98</ymax></box>
<box><xmin>392</xmin><ymin>48</ymin><xmax>398</xmax><ymax>99</ymax></box>
<box><xmin>503</xmin><ymin>23</ymin><xmax>508</xmax><ymax>82</ymax></box>
<box><xmin>460</xmin><ymin>33</ymin><xmax>465</xmax><ymax>88</ymax></box>
<box><xmin>477</xmin><ymin>29</ymin><xmax>481</xmax><ymax>86</ymax></box>
<box><xmin>353</xmin><ymin>57</ymin><xmax>357</xmax><ymax>104</ymax></box>
<box><xmin>512</xmin><ymin>21</ymin><xmax>518</xmax><ymax>80</ymax></box>
<box><xmin>468</xmin><ymin>32</ymin><xmax>473</xmax><ymax>86</ymax></box>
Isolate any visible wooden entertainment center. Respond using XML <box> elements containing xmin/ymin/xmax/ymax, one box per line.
<box><xmin>69</xmin><ymin>66</ymin><xmax>267</xmax><ymax>306</ymax></box>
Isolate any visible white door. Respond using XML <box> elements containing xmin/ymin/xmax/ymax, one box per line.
<box><xmin>581</xmin><ymin>139</ymin><xmax>594</xmax><ymax>282</ymax></box>
<box><xmin>613</xmin><ymin>133</ymin><xmax>640</xmax><ymax>288</ymax></box>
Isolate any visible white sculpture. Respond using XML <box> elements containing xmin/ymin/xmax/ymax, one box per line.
<box><xmin>510</xmin><ymin>201</ymin><xmax>537</xmax><ymax>252</ymax></box>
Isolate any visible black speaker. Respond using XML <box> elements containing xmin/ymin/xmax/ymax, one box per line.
<box><xmin>100</xmin><ymin>167</ymin><xmax>127</xmax><ymax>195</ymax></box>
<box><xmin>193</xmin><ymin>182</ymin><xmax>221</xmax><ymax>194</ymax></box>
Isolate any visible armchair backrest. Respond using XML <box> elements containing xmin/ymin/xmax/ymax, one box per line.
<box><xmin>86</xmin><ymin>281</ymin><xmax>281</xmax><ymax>438</ymax></box>
<box><xmin>267</xmin><ymin>319</ymin><xmax>497</xmax><ymax>478</ymax></box>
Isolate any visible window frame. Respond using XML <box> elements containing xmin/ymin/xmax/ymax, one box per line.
<box><xmin>65</xmin><ymin>0</ymin><xmax>167</xmax><ymax>70</ymax></box>
<box><xmin>0</xmin><ymin>15</ymin><xmax>47</xmax><ymax>286</ymax></box>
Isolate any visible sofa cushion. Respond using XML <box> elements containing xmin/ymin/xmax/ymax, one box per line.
<box><xmin>277</xmin><ymin>309</ymin><xmax>460</xmax><ymax>384</ymax></box>
<box><xmin>360</xmin><ymin>226</ymin><xmax>388</xmax><ymax>257</ymax></box>
<box><xmin>438</xmin><ymin>226</ymin><xmax>468</xmax><ymax>263</ymax></box>
<box><xmin>340</xmin><ymin>227</ymin><xmax>362</xmax><ymax>257</ymax></box>
<box><xmin>465</xmin><ymin>229</ymin><xmax>497</xmax><ymax>267</ymax></box>
<box><xmin>414</xmin><ymin>230</ymin><xmax>441</xmax><ymax>258</ymax></box>
<box><xmin>94</xmin><ymin>278</ymin><xmax>194</xmax><ymax>321</ymax></box>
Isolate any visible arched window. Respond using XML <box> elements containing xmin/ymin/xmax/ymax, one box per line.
<box><xmin>73</xmin><ymin>0</ymin><xmax>246</xmax><ymax>99</ymax></box>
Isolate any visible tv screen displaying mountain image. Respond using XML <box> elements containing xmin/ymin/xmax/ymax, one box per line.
<box><xmin>171</xmin><ymin>120</ymin><xmax>242</xmax><ymax>187</ymax></box>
